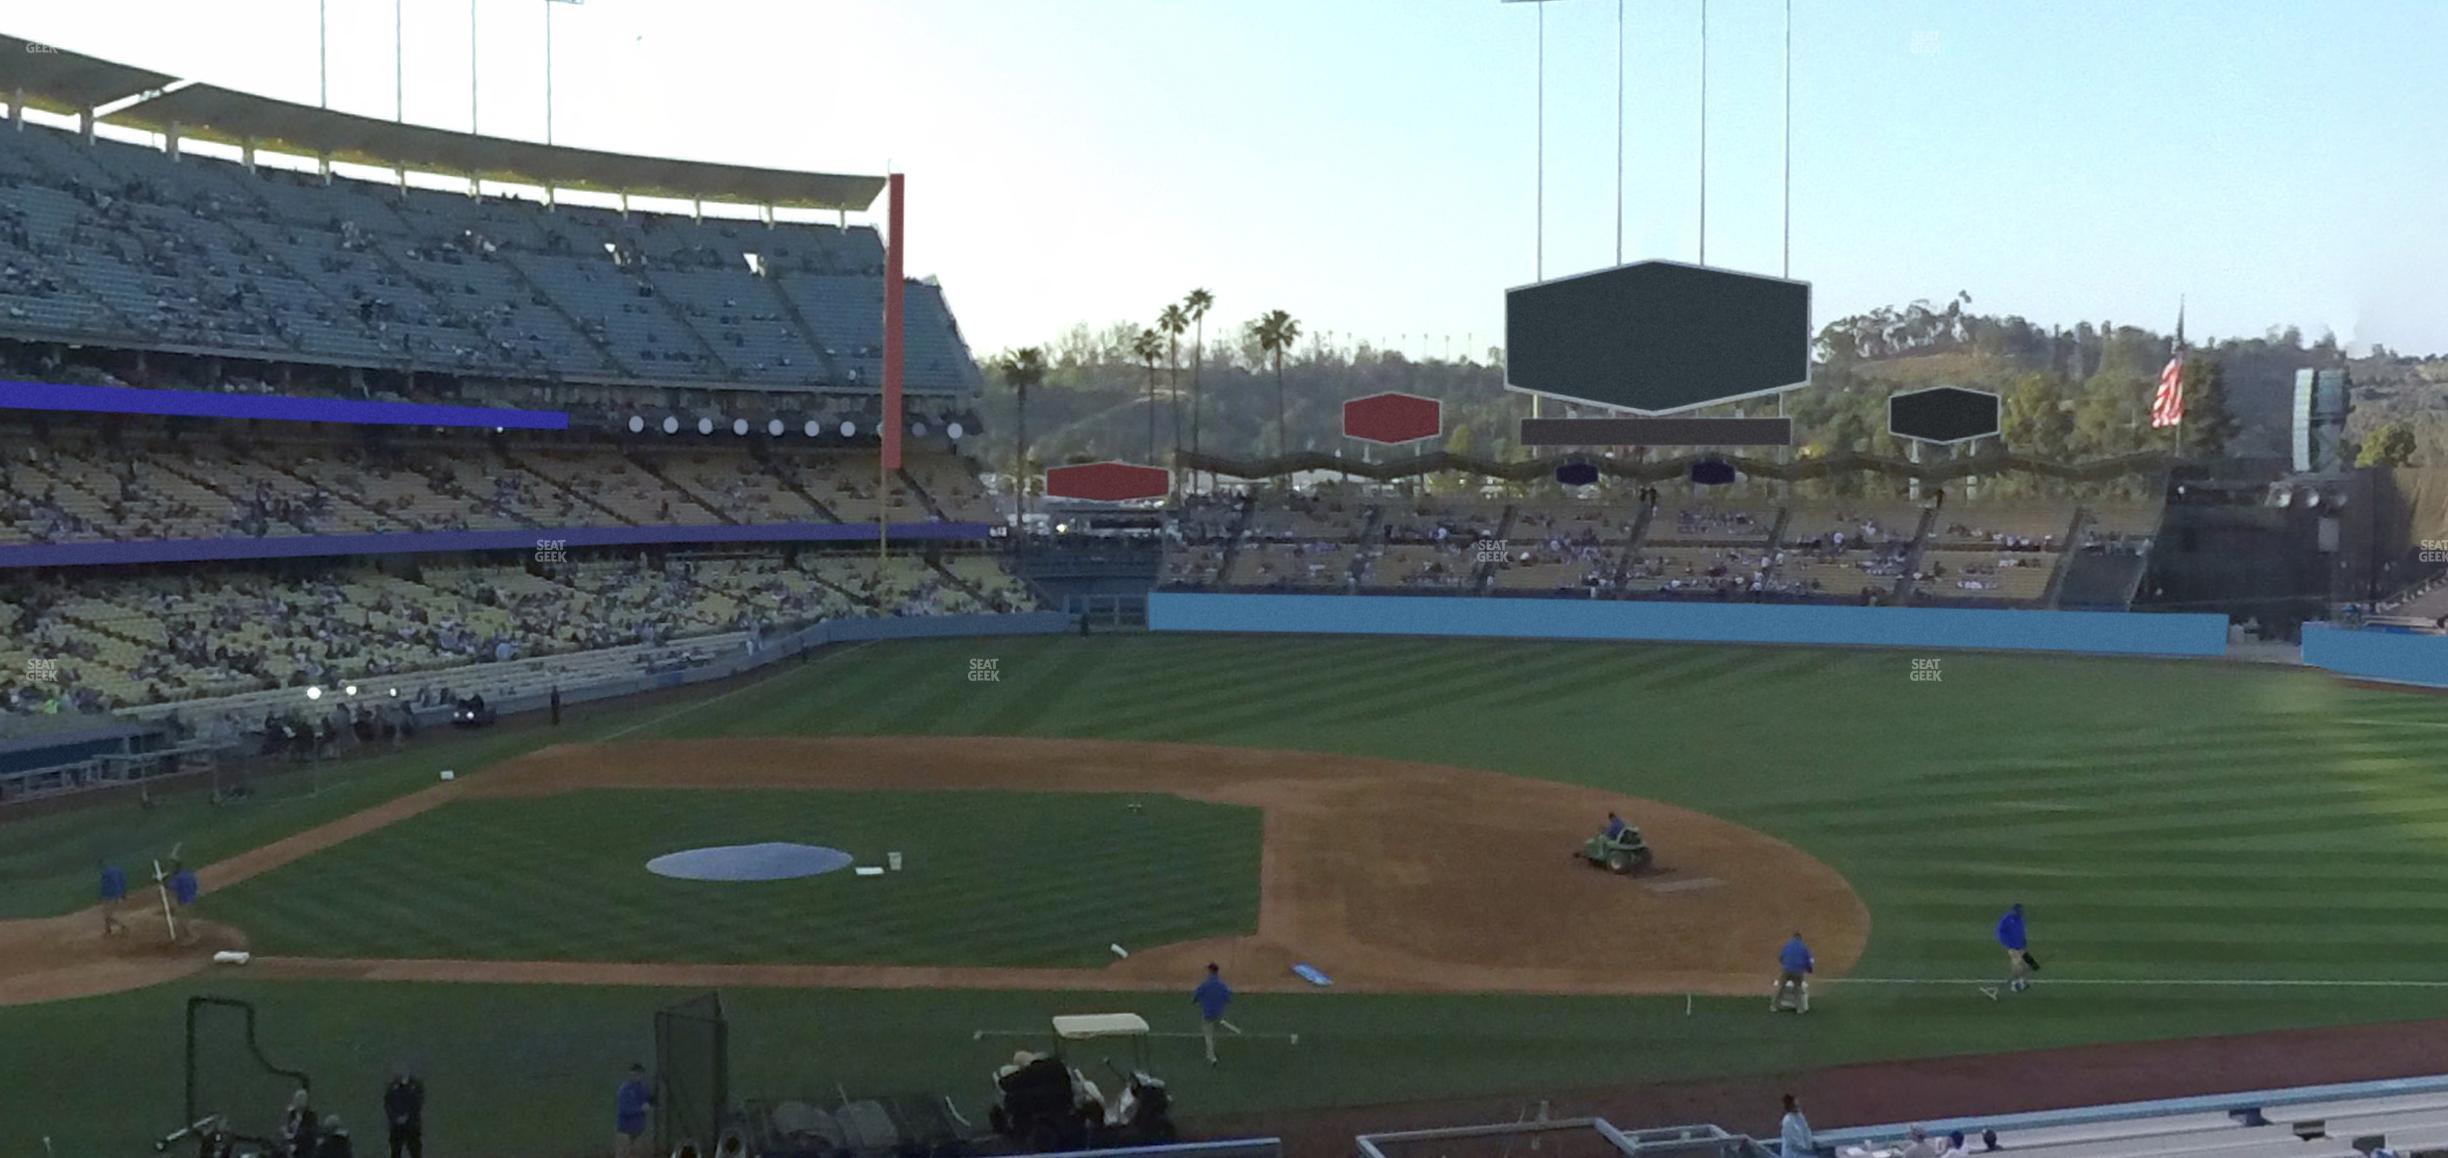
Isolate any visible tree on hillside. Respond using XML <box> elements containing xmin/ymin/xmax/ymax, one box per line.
<box><xmin>1131</xmin><ymin>327</ymin><xmax>1164</xmax><ymax>463</ymax></box>
<box><xmin>1184</xmin><ymin>288</ymin><xmax>1214</xmax><ymax>479</ymax></box>
<box><xmin>1251</xmin><ymin>309</ymin><xmax>1301</xmax><ymax>458</ymax></box>
<box><xmin>2359</xmin><ymin>421</ymin><xmax>2419</xmax><ymax>468</ymax></box>
<box><xmin>2175</xmin><ymin>358</ymin><xmax>2239</xmax><ymax>459</ymax></box>
<box><xmin>999</xmin><ymin>347</ymin><xmax>1047</xmax><ymax>515</ymax></box>
<box><xmin>1158</xmin><ymin>303</ymin><xmax>1189</xmax><ymax>483</ymax></box>
<box><xmin>2003</xmin><ymin>372</ymin><xmax>2075</xmax><ymax>461</ymax></box>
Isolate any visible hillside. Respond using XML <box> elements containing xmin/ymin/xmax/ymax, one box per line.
<box><xmin>974</xmin><ymin>303</ymin><xmax>2447</xmax><ymax>477</ymax></box>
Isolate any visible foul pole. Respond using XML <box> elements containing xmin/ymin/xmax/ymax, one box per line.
<box><xmin>881</xmin><ymin>173</ymin><xmax>906</xmax><ymax>562</ymax></box>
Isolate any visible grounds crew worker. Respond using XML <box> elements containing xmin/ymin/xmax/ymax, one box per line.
<box><xmin>1193</xmin><ymin>963</ymin><xmax>1233</xmax><ymax>1066</ymax></box>
<box><xmin>1773</xmin><ymin>932</ymin><xmax>1813</xmax><ymax>1013</ymax></box>
<box><xmin>1986</xmin><ymin>902</ymin><xmax>2033</xmax><ymax>999</ymax></box>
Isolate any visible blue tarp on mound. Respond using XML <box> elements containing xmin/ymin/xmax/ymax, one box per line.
<box><xmin>645</xmin><ymin>843</ymin><xmax>854</xmax><ymax>882</ymax></box>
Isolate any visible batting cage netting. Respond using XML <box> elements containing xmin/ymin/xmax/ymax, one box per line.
<box><xmin>183</xmin><ymin>996</ymin><xmax>311</xmax><ymax>1147</ymax></box>
<box><xmin>655</xmin><ymin>992</ymin><xmax>731</xmax><ymax>1154</ymax></box>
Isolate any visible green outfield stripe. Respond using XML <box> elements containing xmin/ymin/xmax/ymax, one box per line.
<box><xmin>1169</xmin><ymin>639</ymin><xmax>1569</xmax><ymax>743</ymax></box>
<box><xmin>1139</xmin><ymin>635</ymin><xmax>1449</xmax><ymax>710</ymax></box>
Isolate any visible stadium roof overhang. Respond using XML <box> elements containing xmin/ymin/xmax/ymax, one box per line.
<box><xmin>0</xmin><ymin>33</ymin><xmax>175</xmax><ymax>114</ymax></box>
<box><xmin>0</xmin><ymin>33</ymin><xmax>885</xmax><ymax>212</ymax></box>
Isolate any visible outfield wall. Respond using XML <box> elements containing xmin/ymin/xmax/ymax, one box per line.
<box><xmin>1149</xmin><ymin>593</ymin><xmax>2229</xmax><ymax>658</ymax></box>
<box><xmin>2302</xmin><ymin>624</ymin><xmax>2448</xmax><ymax>688</ymax></box>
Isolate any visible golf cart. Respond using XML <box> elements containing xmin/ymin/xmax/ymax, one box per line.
<box><xmin>990</xmin><ymin>1014</ymin><xmax>1175</xmax><ymax>1152</ymax></box>
<box><xmin>1578</xmin><ymin>821</ymin><xmax>1656</xmax><ymax>874</ymax></box>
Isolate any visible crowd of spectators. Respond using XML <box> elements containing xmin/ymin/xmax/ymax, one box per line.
<box><xmin>1162</xmin><ymin>486</ymin><xmax>2156</xmax><ymax>609</ymax></box>
<box><xmin>0</xmin><ymin>426</ymin><xmax>997</xmax><ymax>544</ymax></box>
<box><xmin>0</xmin><ymin>119</ymin><xmax>982</xmax><ymax>391</ymax></box>
<box><xmin>0</xmin><ymin>548</ymin><xmax>1037</xmax><ymax>719</ymax></box>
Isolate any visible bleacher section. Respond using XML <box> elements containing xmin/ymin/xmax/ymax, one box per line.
<box><xmin>0</xmin><ymin>120</ymin><xmax>980</xmax><ymax>392</ymax></box>
<box><xmin>1165</xmin><ymin>487</ymin><xmax>2164</xmax><ymax>609</ymax></box>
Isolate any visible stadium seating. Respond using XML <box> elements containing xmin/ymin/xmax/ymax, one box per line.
<box><xmin>1164</xmin><ymin>486</ymin><xmax>2158</xmax><ymax>608</ymax></box>
<box><xmin>0</xmin><ymin>426</ymin><xmax>994</xmax><ymax>544</ymax></box>
<box><xmin>0</xmin><ymin>120</ymin><xmax>979</xmax><ymax>391</ymax></box>
<box><xmin>0</xmin><ymin>547</ymin><xmax>1038</xmax><ymax>720</ymax></box>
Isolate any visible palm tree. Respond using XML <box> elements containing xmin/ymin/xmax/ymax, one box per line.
<box><xmin>1183</xmin><ymin>288</ymin><xmax>1214</xmax><ymax>486</ymax></box>
<box><xmin>1131</xmin><ymin>328</ymin><xmax>1164</xmax><ymax>462</ymax></box>
<box><xmin>1250</xmin><ymin>309</ymin><xmax>1301</xmax><ymax>458</ymax></box>
<box><xmin>999</xmin><ymin>347</ymin><xmax>1046</xmax><ymax>521</ymax></box>
<box><xmin>1157</xmin><ymin>303</ymin><xmax>1190</xmax><ymax>489</ymax></box>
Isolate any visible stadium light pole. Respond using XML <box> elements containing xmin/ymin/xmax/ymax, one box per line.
<box><xmin>470</xmin><ymin>0</ymin><xmax>480</xmax><ymax>134</ymax></box>
<box><xmin>319</xmin><ymin>0</ymin><xmax>328</xmax><ymax>108</ymax></box>
<box><xmin>545</xmin><ymin>0</ymin><xmax>584</xmax><ymax>146</ymax></box>
<box><xmin>1502</xmin><ymin>0</ymin><xmax>1556</xmax><ymax>419</ymax></box>
<box><xmin>1697</xmin><ymin>0</ymin><xmax>1707</xmax><ymax>267</ymax></box>
<box><xmin>395</xmin><ymin>0</ymin><xmax>405</xmax><ymax>122</ymax></box>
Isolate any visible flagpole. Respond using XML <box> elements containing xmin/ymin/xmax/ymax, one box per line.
<box><xmin>2174</xmin><ymin>295</ymin><xmax>2186</xmax><ymax>458</ymax></box>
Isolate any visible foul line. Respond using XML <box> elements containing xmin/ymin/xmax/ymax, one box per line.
<box><xmin>1834</xmin><ymin>977</ymin><xmax>2448</xmax><ymax>989</ymax></box>
<box><xmin>601</xmin><ymin>641</ymin><xmax>877</xmax><ymax>742</ymax></box>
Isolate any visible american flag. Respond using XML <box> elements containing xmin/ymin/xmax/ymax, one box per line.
<box><xmin>2149</xmin><ymin>351</ymin><xmax>2185</xmax><ymax>429</ymax></box>
<box><xmin>2150</xmin><ymin>298</ymin><xmax>2187</xmax><ymax>429</ymax></box>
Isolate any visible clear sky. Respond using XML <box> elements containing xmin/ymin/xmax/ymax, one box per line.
<box><xmin>11</xmin><ymin>0</ymin><xmax>2445</xmax><ymax>358</ymax></box>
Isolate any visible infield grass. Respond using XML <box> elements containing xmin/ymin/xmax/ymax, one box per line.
<box><xmin>206</xmin><ymin>788</ymin><xmax>1260</xmax><ymax>965</ymax></box>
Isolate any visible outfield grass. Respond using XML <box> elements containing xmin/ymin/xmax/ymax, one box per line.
<box><xmin>207</xmin><ymin>789</ymin><xmax>1261</xmax><ymax>965</ymax></box>
<box><xmin>7</xmin><ymin>635</ymin><xmax>2448</xmax><ymax>1154</ymax></box>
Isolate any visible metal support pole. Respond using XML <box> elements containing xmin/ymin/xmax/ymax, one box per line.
<box><xmin>1698</xmin><ymin>0</ymin><xmax>1708</xmax><ymax>266</ymax></box>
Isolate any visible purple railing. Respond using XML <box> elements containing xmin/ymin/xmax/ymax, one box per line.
<box><xmin>0</xmin><ymin>379</ymin><xmax>569</xmax><ymax>430</ymax></box>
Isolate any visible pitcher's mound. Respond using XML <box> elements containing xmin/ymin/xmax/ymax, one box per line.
<box><xmin>646</xmin><ymin>843</ymin><xmax>854</xmax><ymax>882</ymax></box>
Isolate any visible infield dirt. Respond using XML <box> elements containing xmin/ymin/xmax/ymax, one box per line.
<box><xmin>0</xmin><ymin>736</ymin><xmax>1867</xmax><ymax>1002</ymax></box>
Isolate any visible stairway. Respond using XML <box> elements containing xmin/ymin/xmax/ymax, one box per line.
<box><xmin>897</xmin><ymin>468</ymin><xmax>949</xmax><ymax>521</ymax></box>
<box><xmin>2040</xmin><ymin>507</ymin><xmax>2093</xmax><ymax>609</ymax></box>
<box><xmin>1214</xmin><ymin>493</ymin><xmax>1260</xmax><ymax>586</ymax></box>
<box><xmin>761</xmin><ymin>457</ymin><xmax>842</xmax><ymax>522</ymax></box>
<box><xmin>1345</xmin><ymin>504</ymin><xmax>1387</xmax><ymax>588</ymax></box>
<box><xmin>626</xmin><ymin>453</ymin><xmax>735</xmax><ymax>524</ymax></box>
<box><xmin>1474</xmin><ymin>504</ymin><xmax>1520</xmax><ymax>594</ymax></box>
<box><xmin>1889</xmin><ymin>504</ymin><xmax>1941</xmax><ymax>606</ymax></box>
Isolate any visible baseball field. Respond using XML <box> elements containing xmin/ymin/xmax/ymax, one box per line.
<box><xmin>7</xmin><ymin>632</ymin><xmax>2448</xmax><ymax>1156</ymax></box>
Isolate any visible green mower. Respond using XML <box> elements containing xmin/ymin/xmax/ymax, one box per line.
<box><xmin>1579</xmin><ymin>824</ymin><xmax>1655</xmax><ymax>874</ymax></box>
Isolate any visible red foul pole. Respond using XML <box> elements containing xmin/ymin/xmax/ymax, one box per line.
<box><xmin>882</xmin><ymin>173</ymin><xmax>906</xmax><ymax>473</ymax></box>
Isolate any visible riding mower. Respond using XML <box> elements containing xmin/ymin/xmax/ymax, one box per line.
<box><xmin>1578</xmin><ymin>823</ymin><xmax>1656</xmax><ymax>874</ymax></box>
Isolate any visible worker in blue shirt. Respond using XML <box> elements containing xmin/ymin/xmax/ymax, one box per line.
<box><xmin>1985</xmin><ymin>902</ymin><xmax>2032</xmax><ymax>999</ymax></box>
<box><xmin>1602</xmin><ymin>812</ymin><xmax>1628</xmax><ymax>840</ymax></box>
<box><xmin>613</xmin><ymin>1063</ymin><xmax>655</xmax><ymax>1158</ymax></box>
<box><xmin>1193</xmin><ymin>963</ymin><xmax>1233</xmax><ymax>1067</ymax></box>
<box><xmin>98</xmin><ymin>861</ymin><xmax>129</xmax><ymax>937</ymax></box>
<box><xmin>1773</xmin><ymin>932</ymin><xmax>1814</xmax><ymax>1013</ymax></box>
